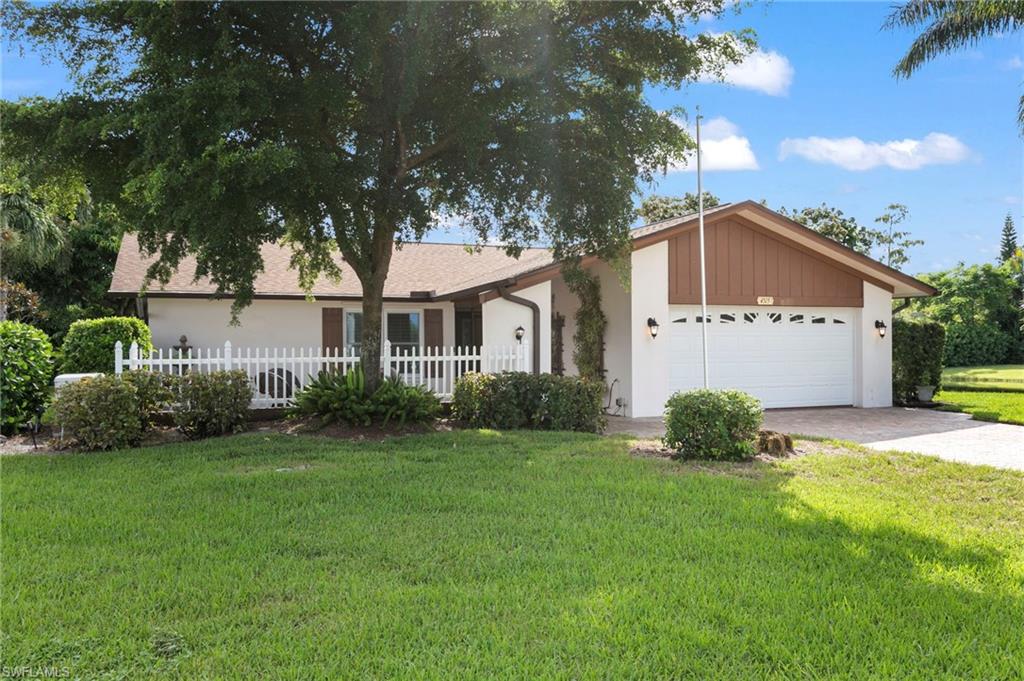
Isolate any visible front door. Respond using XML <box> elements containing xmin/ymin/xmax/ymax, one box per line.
<box><xmin>454</xmin><ymin>309</ymin><xmax>482</xmax><ymax>348</ymax></box>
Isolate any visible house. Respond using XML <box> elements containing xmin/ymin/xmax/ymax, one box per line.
<box><xmin>109</xmin><ymin>200</ymin><xmax>936</xmax><ymax>416</ymax></box>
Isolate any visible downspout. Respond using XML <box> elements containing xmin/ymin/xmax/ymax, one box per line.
<box><xmin>892</xmin><ymin>297</ymin><xmax>912</xmax><ymax>316</ymax></box>
<box><xmin>496</xmin><ymin>285</ymin><xmax>540</xmax><ymax>374</ymax></box>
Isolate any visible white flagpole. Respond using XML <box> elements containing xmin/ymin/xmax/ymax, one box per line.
<box><xmin>696</xmin><ymin>108</ymin><xmax>710</xmax><ymax>389</ymax></box>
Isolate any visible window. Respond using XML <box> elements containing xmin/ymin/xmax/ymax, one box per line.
<box><xmin>833</xmin><ymin>318</ymin><xmax>846</xmax><ymax>325</ymax></box>
<box><xmin>345</xmin><ymin>311</ymin><xmax>362</xmax><ymax>354</ymax></box>
<box><xmin>387</xmin><ymin>312</ymin><xmax>421</xmax><ymax>356</ymax></box>
<box><xmin>811</xmin><ymin>316</ymin><xmax>826</xmax><ymax>324</ymax></box>
<box><xmin>789</xmin><ymin>314</ymin><xmax>804</xmax><ymax>324</ymax></box>
<box><xmin>768</xmin><ymin>313</ymin><xmax>782</xmax><ymax>324</ymax></box>
<box><xmin>743</xmin><ymin>312</ymin><xmax>759</xmax><ymax>324</ymax></box>
<box><xmin>719</xmin><ymin>313</ymin><xmax>735</xmax><ymax>324</ymax></box>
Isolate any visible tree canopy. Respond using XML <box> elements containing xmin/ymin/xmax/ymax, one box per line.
<box><xmin>780</xmin><ymin>202</ymin><xmax>923</xmax><ymax>269</ymax></box>
<box><xmin>3</xmin><ymin>0</ymin><xmax>753</xmax><ymax>387</ymax></box>
<box><xmin>1000</xmin><ymin>213</ymin><xmax>1019</xmax><ymax>263</ymax></box>
<box><xmin>637</xmin><ymin>191</ymin><xmax>721</xmax><ymax>223</ymax></box>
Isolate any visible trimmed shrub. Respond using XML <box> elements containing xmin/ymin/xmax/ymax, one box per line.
<box><xmin>61</xmin><ymin>316</ymin><xmax>152</xmax><ymax>373</ymax></box>
<box><xmin>172</xmin><ymin>370</ymin><xmax>252</xmax><ymax>439</ymax></box>
<box><xmin>54</xmin><ymin>375</ymin><xmax>142</xmax><ymax>450</ymax></box>
<box><xmin>122</xmin><ymin>370</ymin><xmax>175</xmax><ymax>431</ymax></box>
<box><xmin>451</xmin><ymin>372</ymin><xmax>606</xmax><ymax>433</ymax></box>
<box><xmin>290</xmin><ymin>367</ymin><xmax>377</xmax><ymax>427</ymax></box>
<box><xmin>372</xmin><ymin>374</ymin><xmax>442</xmax><ymax>427</ymax></box>
<box><xmin>663</xmin><ymin>389</ymin><xmax>763</xmax><ymax>460</ymax></box>
<box><xmin>942</xmin><ymin>322</ymin><xmax>1011</xmax><ymax>368</ymax></box>
<box><xmin>53</xmin><ymin>371</ymin><xmax>174</xmax><ymax>450</ymax></box>
<box><xmin>892</xmin><ymin>318</ymin><xmax>946</xmax><ymax>404</ymax></box>
<box><xmin>0</xmin><ymin>321</ymin><xmax>54</xmax><ymax>434</ymax></box>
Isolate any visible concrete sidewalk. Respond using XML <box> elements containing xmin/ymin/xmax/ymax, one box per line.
<box><xmin>605</xmin><ymin>407</ymin><xmax>1024</xmax><ymax>471</ymax></box>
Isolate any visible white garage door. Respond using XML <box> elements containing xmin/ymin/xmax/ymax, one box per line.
<box><xmin>668</xmin><ymin>305</ymin><xmax>855</xmax><ymax>408</ymax></box>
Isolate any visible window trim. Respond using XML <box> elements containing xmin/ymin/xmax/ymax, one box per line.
<box><xmin>384</xmin><ymin>309</ymin><xmax>425</xmax><ymax>354</ymax></box>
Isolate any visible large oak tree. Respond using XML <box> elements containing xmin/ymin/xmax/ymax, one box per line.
<box><xmin>3</xmin><ymin>1</ymin><xmax>752</xmax><ymax>389</ymax></box>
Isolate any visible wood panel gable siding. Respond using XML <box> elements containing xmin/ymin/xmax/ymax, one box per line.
<box><xmin>668</xmin><ymin>217</ymin><xmax>865</xmax><ymax>307</ymax></box>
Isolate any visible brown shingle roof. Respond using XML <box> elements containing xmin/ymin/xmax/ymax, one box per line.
<box><xmin>109</xmin><ymin>233</ymin><xmax>554</xmax><ymax>300</ymax></box>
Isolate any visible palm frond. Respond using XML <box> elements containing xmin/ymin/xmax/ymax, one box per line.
<box><xmin>0</xmin><ymin>191</ymin><xmax>67</xmax><ymax>265</ymax></box>
<box><xmin>889</xmin><ymin>1</ymin><xmax>1024</xmax><ymax>77</ymax></box>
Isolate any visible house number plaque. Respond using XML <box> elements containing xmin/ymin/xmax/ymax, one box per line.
<box><xmin>756</xmin><ymin>296</ymin><xmax>774</xmax><ymax>305</ymax></box>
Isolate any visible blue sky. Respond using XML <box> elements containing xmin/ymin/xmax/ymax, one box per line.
<box><xmin>2</xmin><ymin>1</ymin><xmax>1021</xmax><ymax>277</ymax></box>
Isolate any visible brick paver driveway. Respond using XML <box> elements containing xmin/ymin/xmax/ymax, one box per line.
<box><xmin>606</xmin><ymin>407</ymin><xmax>1024</xmax><ymax>471</ymax></box>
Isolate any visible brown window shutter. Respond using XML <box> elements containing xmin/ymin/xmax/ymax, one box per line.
<box><xmin>322</xmin><ymin>308</ymin><xmax>343</xmax><ymax>354</ymax></box>
<box><xmin>424</xmin><ymin>308</ymin><xmax>443</xmax><ymax>349</ymax></box>
<box><xmin>424</xmin><ymin>309</ymin><xmax>443</xmax><ymax>377</ymax></box>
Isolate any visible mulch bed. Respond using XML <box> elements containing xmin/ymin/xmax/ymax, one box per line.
<box><xmin>629</xmin><ymin>437</ymin><xmax>851</xmax><ymax>464</ymax></box>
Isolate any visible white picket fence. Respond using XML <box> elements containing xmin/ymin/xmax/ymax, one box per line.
<box><xmin>114</xmin><ymin>340</ymin><xmax>528</xmax><ymax>408</ymax></box>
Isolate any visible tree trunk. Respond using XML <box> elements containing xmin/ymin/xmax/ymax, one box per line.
<box><xmin>359</xmin><ymin>274</ymin><xmax>386</xmax><ymax>394</ymax></box>
<box><xmin>355</xmin><ymin>226</ymin><xmax>395</xmax><ymax>395</ymax></box>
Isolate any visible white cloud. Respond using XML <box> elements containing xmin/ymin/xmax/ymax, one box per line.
<box><xmin>778</xmin><ymin>133</ymin><xmax>971</xmax><ymax>171</ymax></box>
<box><xmin>1002</xmin><ymin>55</ymin><xmax>1023</xmax><ymax>70</ymax></box>
<box><xmin>668</xmin><ymin>116</ymin><xmax>759</xmax><ymax>172</ymax></box>
<box><xmin>699</xmin><ymin>47</ymin><xmax>794</xmax><ymax>96</ymax></box>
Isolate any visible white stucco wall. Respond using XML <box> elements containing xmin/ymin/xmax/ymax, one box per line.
<box><xmin>147</xmin><ymin>298</ymin><xmax>455</xmax><ymax>351</ymax></box>
<box><xmin>550</xmin><ymin>275</ymin><xmax>580</xmax><ymax>377</ymax></box>
<box><xmin>629</xmin><ymin>242</ymin><xmax>670</xmax><ymax>418</ymax></box>
<box><xmin>854</xmin><ymin>281</ymin><xmax>893</xmax><ymax>408</ymax></box>
<box><xmin>590</xmin><ymin>260</ymin><xmax>632</xmax><ymax>416</ymax></box>
<box><xmin>480</xmin><ymin>281</ymin><xmax>551</xmax><ymax>373</ymax></box>
<box><xmin>549</xmin><ymin>263</ymin><xmax>630</xmax><ymax>412</ymax></box>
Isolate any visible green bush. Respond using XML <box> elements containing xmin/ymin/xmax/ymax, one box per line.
<box><xmin>290</xmin><ymin>367</ymin><xmax>377</xmax><ymax>427</ymax></box>
<box><xmin>54</xmin><ymin>375</ymin><xmax>143</xmax><ymax>450</ymax></box>
<box><xmin>892</xmin><ymin>318</ymin><xmax>946</xmax><ymax>404</ymax></box>
<box><xmin>60</xmin><ymin>316</ymin><xmax>153</xmax><ymax>373</ymax></box>
<box><xmin>663</xmin><ymin>389</ymin><xmax>763</xmax><ymax>460</ymax></box>
<box><xmin>121</xmin><ymin>370</ymin><xmax>175</xmax><ymax>431</ymax></box>
<box><xmin>943</xmin><ymin>322</ymin><xmax>1011</xmax><ymax>367</ymax></box>
<box><xmin>172</xmin><ymin>370</ymin><xmax>252</xmax><ymax>439</ymax></box>
<box><xmin>372</xmin><ymin>374</ymin><xmax>442</xmax><ymax>427</ymax></box>
<box><xmin>53</xmin><ymin>371</ymin><xmax>174</xmax><ymax>450</ymax></box>
<box><xmin>451</xmin><ymin>372</ymin><xmax>606</xmax><ymax>433</ymax></box>
<box><xmin>0</xmin><ymin>321</ymin><xmax>54</xmax><ymax>434</ymax></box>
<box><xmin>289</xmin><ymin>367</ymin><xmax>441</xmax><ymax>428</ymax></box>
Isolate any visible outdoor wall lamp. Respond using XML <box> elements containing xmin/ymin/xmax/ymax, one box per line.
<box><xmin>514</xmin><ymin>325</ymin><xmax>525</xmax><ymax>343</ymax></box>
<box><xmin>647</xmin><ymin>317</ymin><xmax>660</xmax><ymax>338</ymax></box>
<box><xmin>875</xmin><ymin>320</ymin><xmax>887</xmax><ymax>338</ymax></box>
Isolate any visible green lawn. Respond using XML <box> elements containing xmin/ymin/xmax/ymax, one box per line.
<box><xmin>942</xmin><ymin>364</ymin><xmax>1024</xmax><ymax>391</ymax></box>
<box><xmin>937</xmin><ymin>389</ymin><xmax>1024</xmax><ymax>425</ymax></box>
<box><xmin>3</xmin><ymin>432</ymin><xmax>1023</xmax><ymax>679</ymax></box>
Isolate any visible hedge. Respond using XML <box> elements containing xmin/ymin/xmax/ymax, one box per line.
<box><xmin>61</xmin><ymin>317</ymin><xmax>153</xmax><ymax>373</ymax></box>
<box><xmin>942</xmin><ymin>322</ymin><xmax>1011</xmax><ymax>368</ymax></box>
<box><xmin>451</xmin><ymin>372</ymin><xmax>606</xmax><ymax>433</ymax></box>
<box><xmin>892</xmin><ymin>318</ymin><xmax>945</xmax><ymax>404</ymax></box>
<box><xmin>0</xmin><ymin>321</ymin><xmax>54</xmax><ymax>434</ymax></box>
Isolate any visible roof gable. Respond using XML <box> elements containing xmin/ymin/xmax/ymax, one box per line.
<box><xmin>631</xmin><ymin>201</ymin><xmax>936</xmax><ymax>298</ymax></box>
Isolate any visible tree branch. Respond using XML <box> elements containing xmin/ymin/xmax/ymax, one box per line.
<box><xmin>397</xmin><ymin>134</ymin><xmax>456</xmax><ymax>179</ymax></box>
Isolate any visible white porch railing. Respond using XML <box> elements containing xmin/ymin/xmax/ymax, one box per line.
<box><xmin>114</xmin><ymin>340</ymin><xmax>528</xmax><ymax>408</ymax></box>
